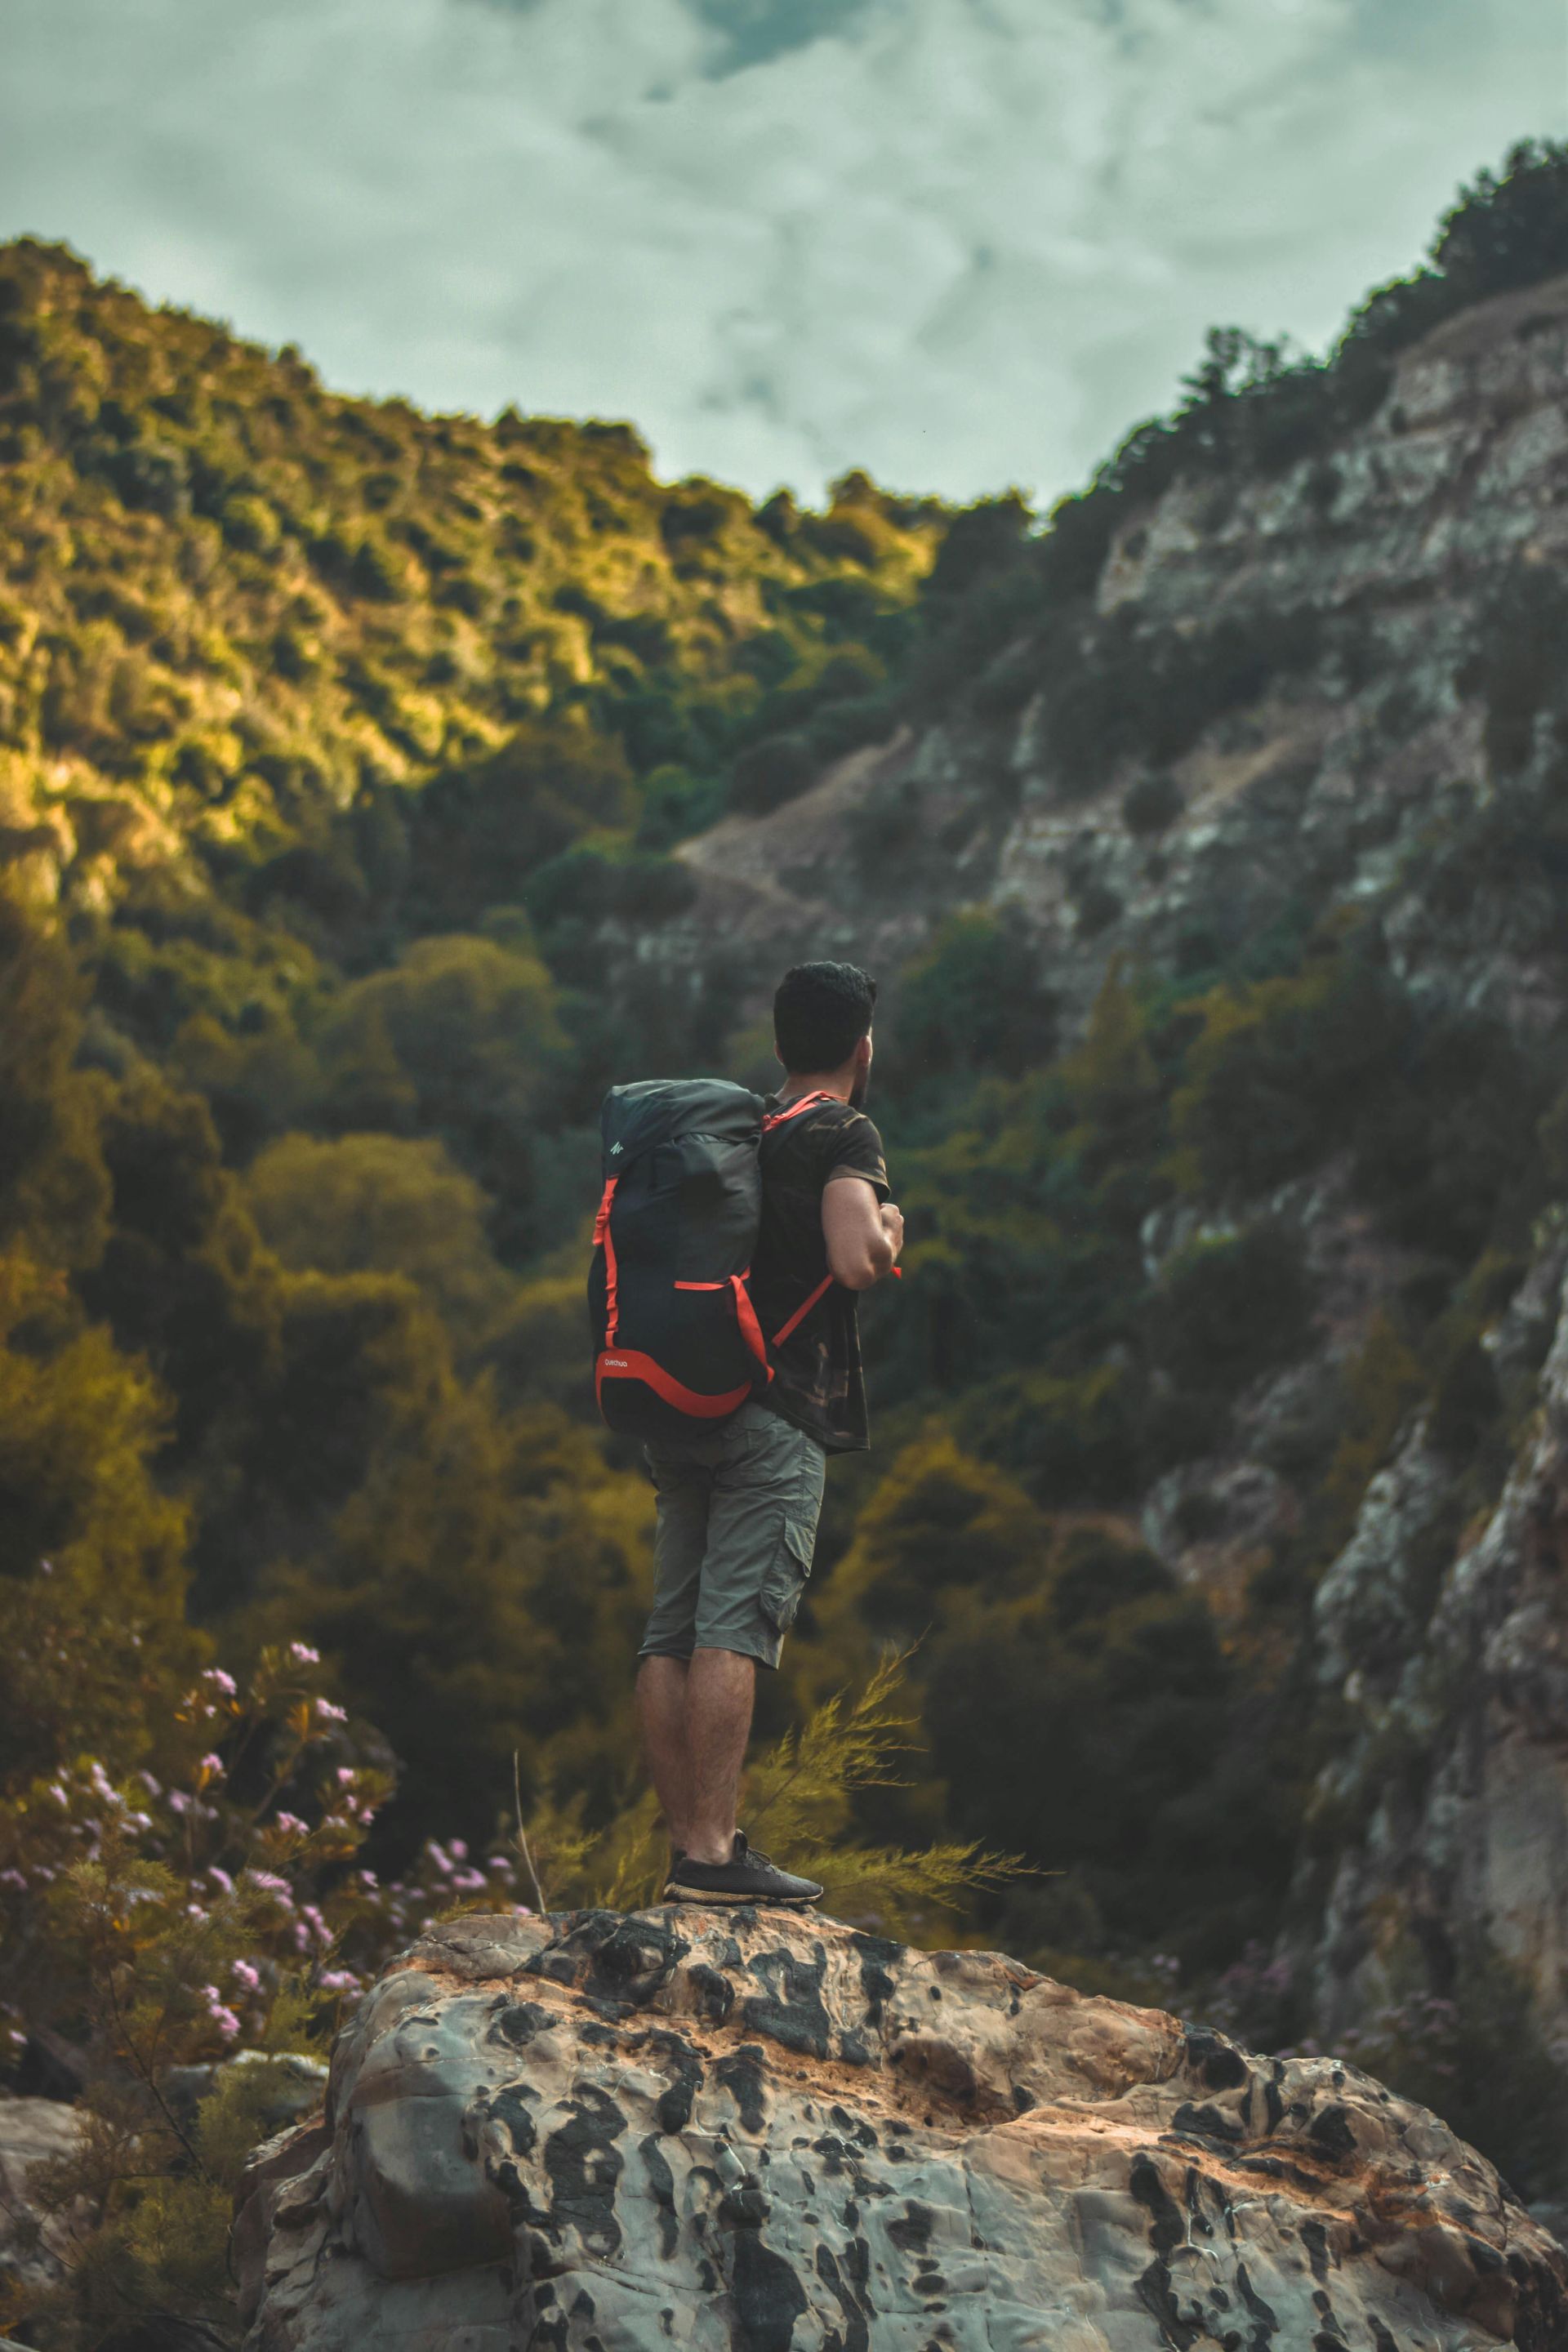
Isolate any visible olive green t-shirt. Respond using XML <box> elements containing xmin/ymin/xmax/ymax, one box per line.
<box><xmin>752</xmin><ymin>1094</ymin><xmax>890</xmax><ymax>1454</ymax></box>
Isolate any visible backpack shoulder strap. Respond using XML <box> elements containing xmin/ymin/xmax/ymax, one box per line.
<box><xmin>761</xmin><ymin>1089</ymin><xmax>839</xmax><ymax>1134</ymax></box>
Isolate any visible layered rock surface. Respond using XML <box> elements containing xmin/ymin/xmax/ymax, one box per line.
<box><xmin>1297</xmin><ymin>1226</ymin><xmax>1568</xmax><ymax>2056</ymax></box>
<box><xmin>0</xmin><ymin>2096</ymin><xmax>87</xmax><ymax>2306</ymax></box>
<box><xmin>665</xmin><ymin>272</ymin><xmax>1568</xmax><ymax>1045</ymax></box>
<box><xmin>238</xmin><ymin>1906</ymin><xmax>1568</xmax><ymax>2351</ymax></box>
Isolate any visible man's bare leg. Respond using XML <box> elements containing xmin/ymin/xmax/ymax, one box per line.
<box><xmin>636</xmin><ymin>1655</ymin><xmax>694</xmax><ymax>1854</ymax></box>
<box><xmin>683</xmin><ymin>1647</ymin><xmax>756</xmax><ymax>1864</ymax></box>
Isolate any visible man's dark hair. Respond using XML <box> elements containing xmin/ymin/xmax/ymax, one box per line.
<box><xmin>773</xmin><ymin>961</ymin><xmax>877</xmax><ymax>1074</ymax></box>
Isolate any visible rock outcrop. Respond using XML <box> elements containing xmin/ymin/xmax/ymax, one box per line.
<box><xmin>1296</xmin><ymin>1226</ymin><xmax>1568</xmax><ymax>2060</ymax></box>
<box><xmin>237</xmin><ymin>1906</ymin><xmax>1568</xmax><ymax>2350</ymax></box>
<box><xmin>0</xmin><ymin>2095</ymin><xmax>87</xmax><ymax>2306</ymax></box>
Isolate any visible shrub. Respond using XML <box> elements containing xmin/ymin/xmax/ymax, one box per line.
<box><xmin>1455</xmin><ymin>561</ymin><xmax>1568</xmax><ymax>776</ymax></box>
<box><xmin>220</xmin><ymin>492</ymin><xmax>280</xmax><ymax>555</ymax></box>
<box><xmin>801</xmin><ymin>506</ymin><xmax>884</xmax><ymax>565</ymax></box>
<box><xmin>952</xmin><ymin>1361</ymin><xmax>1140</xmax><ymax>1506</ymax></box>
<box><xmin>809</xmin><ymin>1434</ymin><xmax>1048</xmax><ymax>1663</ymax></box>
<box><xmin>545</xmin><ymin>1655</ymin><xmax>1022</xmax><ymax>1938</ymax></box>
<box><xmin>923</xmin><ymin>1530</ymin><xmax>1236</xmax><ymax>1949</ymax></box>
<box><xmin>1074</xmin><ymin>880</ymin><xmax>1123</xmax><ymax>937</ymax></box>
<box><xmin>892</xmin><ymin>910</ymin><xmax>1055</xmax><ymax>1080</ymax></box>
<box><xmin>348</xmin><ymin>528</ymin><xmax>408</xmax><ymax>602</ymax></box>
<box><xmin>247</xmin><ymin>1132</ymin><xmax>513</xmax><ymax>1345</ymax></box>
<box><xmin>1353</xmin><ymin>1010</ymin><xmax>1546</xmax><ymax>1262</ymax></box>
<box><xmin>923</xmin><ymin>492</ymin><xmax>1033</xmax><ymax>603</ymax></box>
<box><xmin>1146</xmin><ymin>1223</ymin><xmax>1312</xmax><ymax>1398</ymax></box>
<box><xmin>435</xmin><ymin>568</ymin><xmax>491</xmax><ymax>617</ymax></box>
<box><xmin>1312</xmin><ymin>1312</ymin><xmax>1428</xmax><ymax>1552</ymax></box>
<box><xmin>523</xmin><ymin>844</ymin><xmax>697</xmax><ymax>933</ymax></box>
<box><xmin>1427</xmin><ymin>1331</ymin><xmax>1501</xmax><ymax>1462</ymax></box>
<box><xmin>1122</xmin><ymin>772</ymin><xmax>1183</xmax><ymax>835</ymax></box>
<box><xmin>753</xmin><ymin>488</ymin><xmax>797</xmax><ymax>546</ymax></box>
<box><xmin>1171</xmin><ymin>951</ymin><xmax>1410</xmax><ymax>1199</ymax></box>
<box><xmin>804</xmin><ymin>690</ymin><xmax>896</xmax><ymax>762</ymax></box>
<box><xmin>405</xmin><ymin>717</ymin><xmax>637</xmax><ymax>932</ymax></box>
<box><xmin>0</xmin><ymin>1639</ymin><xmax>538</xmax><ymax>2345</ymax></box>
<box><xmin>728</xmin><ymin>730</ymin><xmax>815</xmax><ymax>816</ymax></box>
<box><xmin>660</xmin><ymin>486</ymin><xmax>734</xmax><ymax>546</ymax></box>
<box><xmin>635</xmin><ymin>763</ymin><xmax>725</xmax><ymax>849</ymax></box>
<box><xmin>101</xmin><ymin>438</ymin><xmax>191</xmax><ymax>518</ymax></box>
<box><xmin>1432</xmin><ymin>136</ymin><xmax>1568</xmax><ymax>308</ymax></box>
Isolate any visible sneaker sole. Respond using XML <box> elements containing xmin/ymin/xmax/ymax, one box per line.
<box><xmin>662</xmin><ymin>1882</ymin><xmax>822</xmax><ymax>1907</ymax></box>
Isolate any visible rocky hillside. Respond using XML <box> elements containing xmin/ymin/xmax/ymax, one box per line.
<box><xmin>237</xmin><ymin>1906</ymin><xmax>1568</xmax><ymax>2351</ymax></box>
<box><xmin>665</xmin><ymin>265</ymin><xmax>1568</xmax><ymax>1040</ymax></box>
<box><xmin>1297</xmin><ymin>1224</ymin><xmax>1568</xmax><ymax>2074</ymax></box>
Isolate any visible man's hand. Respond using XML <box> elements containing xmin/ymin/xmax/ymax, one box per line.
<box><xmin>822</xmin><ymin>1176</ymin><xmax>902</xmax><ymax>1290</ymax></box>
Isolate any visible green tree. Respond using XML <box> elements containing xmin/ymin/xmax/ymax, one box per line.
<box><xmin>0</xmin><ymin>894</ymin><xmax>109</xmax><ymax>1267</ymax></box>
<box><xmin>247</xmin><ymin>1130</ymin><xmax>514</xmax><ymax>1348</ymax></box>
<box><xmin>893</xmin><ymin>909</ymin><xmax>1056</xmax><ymax>1081</ymax></box>
<box><xmin>314</xmin><ymin>932</ymin><xmax>566</xmax><ymax>1255</ymax></box>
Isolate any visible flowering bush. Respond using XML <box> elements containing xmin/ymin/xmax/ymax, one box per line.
<box><xmin>0</xmin><ymin>1640</ymin><xmax>533</xmax><ymax>2346</ymax></box>
<box><xmin>2</xmin><ymin>1643</ymin><xmax>535</xmax><ymax>2062</ymax></box>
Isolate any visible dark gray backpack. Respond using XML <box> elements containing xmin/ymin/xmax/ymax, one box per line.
<box><xmin>587</xmin><ymin>1079</ymin><xmax>834</xmax><ymax>1438</ymax></box>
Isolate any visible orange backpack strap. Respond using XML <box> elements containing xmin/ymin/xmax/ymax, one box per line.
<box><xmin>593</xmin><ymin>1177</ymin><xmax>620</xmax><ymax>1342</ymax></box>
<box><xmin>761</xmin><ymin>1089</ymin><xmax>839</xmax><ymax>1134</ymax></box>
<box><xmin>761</xmin><ymin>1096</ymin><xmax>852</xmax><ymax>1343</ymax></box>
<box><xmin>771</xmin><ymin>1273</ymin><xmax>835</xmax><ymax>1348</ymax></box>
<box><xmin>729</xmin><ymin>1275</ymin><xmax>773</xmax><ymax>1380</ymax></box>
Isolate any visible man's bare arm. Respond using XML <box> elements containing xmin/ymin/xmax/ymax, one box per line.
<box><xmin>822</xmin><ymin>1174</ymin><xmax>904</xmax><ymax>1291</ymax></box>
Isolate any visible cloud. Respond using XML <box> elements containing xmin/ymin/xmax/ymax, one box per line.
<box><xmin>0</xmin><ymin>0</ymin><xmax>1562</xmax><ymax>502</ymax></box>
<box><xmin>689</xmin><ymin>0</ymin><xmax>887</xmax><ymax>78</ymax></box>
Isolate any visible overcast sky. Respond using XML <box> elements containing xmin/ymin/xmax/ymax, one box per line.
<box><xmin>2</xmin><ymin>0</ymin><xmax>1565</xmax><ymax>505</ymax></box>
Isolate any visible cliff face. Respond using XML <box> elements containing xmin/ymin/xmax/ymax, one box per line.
<box><xmin>238</xmin><ymin>1906</ymin><xmax>1568</xmax><ymax>2351</ymax></box>
<box><xmin>1298</xmin><ymin>1227</ymin><xmax>1568</xmax><ymax>2052</ymax></box>
<box><xmin>661</xmin><ymin>270</ymin><xmax>1568</xmax><ymax>1044</ymax></box>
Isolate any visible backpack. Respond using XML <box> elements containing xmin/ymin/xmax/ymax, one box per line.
<box><xmin>587</xmin><ymin>1078</ymin><xmax>837</xmax><ymax>1439</ymax></box>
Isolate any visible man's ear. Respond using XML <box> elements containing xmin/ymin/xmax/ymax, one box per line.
<box><xmin>774</xmin><ymin>1035</ymin><xmax>787</xmax><ymax>1071</ymax></box>
<box><xmin>856</xmin><ymin>1032</ymin><xmax>873</xmax><ymax>1073</ymax></box>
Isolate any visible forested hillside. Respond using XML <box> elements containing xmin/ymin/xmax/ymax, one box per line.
<box><xmin>5</xmin><ymin>137</ymin><xmax>1568</xmax><ymax>2341</ymax></box>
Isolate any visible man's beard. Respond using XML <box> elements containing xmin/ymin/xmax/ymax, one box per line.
<box><xmin>849</xmin><ymin>1066</ymin><xmax>869</xmax><ymax>1111</ymax></box>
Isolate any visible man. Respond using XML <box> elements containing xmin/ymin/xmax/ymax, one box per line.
<box><xmin>635</xmin><ymin>961</ymin><xmax>902</xmax><ymax>1905</ymax></box>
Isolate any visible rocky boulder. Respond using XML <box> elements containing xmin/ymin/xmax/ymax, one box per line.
<box><xmin>0</xmin><ymin>2095</ymin><xmax>87</xmax><ymax>2306</ymax></box>
<box><xmin>237</xmin><ymin>1905</ymin><xmax>1568</xmax><ymax>2350</ymax></box>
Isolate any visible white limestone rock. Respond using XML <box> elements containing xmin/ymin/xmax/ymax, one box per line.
<box><xmin>238</xmin><ymin>1906</ymin><xmax>1568</xmax><ymax>2351</ymax></box>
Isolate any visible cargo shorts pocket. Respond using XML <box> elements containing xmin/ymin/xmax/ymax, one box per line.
<box><xmin>760</xmin><ymin>1518</ymin><xmax>816</xmax><ymax>1635</ymax></box>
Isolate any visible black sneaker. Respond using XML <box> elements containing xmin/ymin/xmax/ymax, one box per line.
<box><xmin>664</xmin><ymin>1833</ymin><xmax>822</xmax><ymax>1908</ymax></box>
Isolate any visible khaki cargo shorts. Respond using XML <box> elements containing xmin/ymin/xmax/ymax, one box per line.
<box><xmin>638</xmin><ymin>1401</ymin><xmax>826</xmax><ymax>1672</ymax></box>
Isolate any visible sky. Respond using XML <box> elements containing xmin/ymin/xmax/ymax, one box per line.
<box><xmin>2</xmin><ymin>0</ymin><xmax>1565</xmax><ymax>507</ymax></box>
